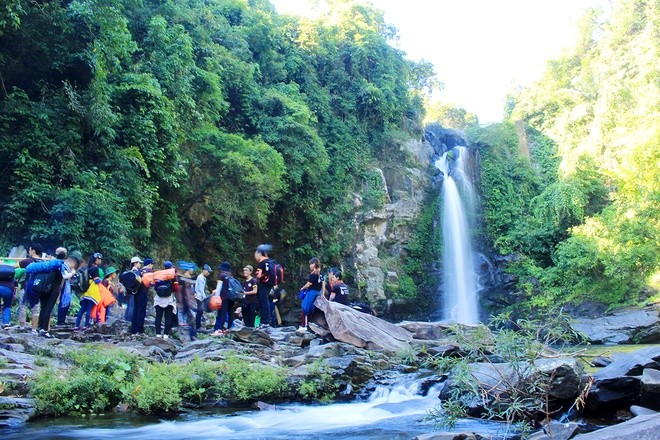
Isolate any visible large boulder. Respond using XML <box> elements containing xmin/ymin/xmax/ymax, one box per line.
<box><xmin>572</xmin><ymin>413</ymin><xmax>660</xmax><ymax>439</ymax></box>
<box><xmin>312</xmin><ymin>295</ymin><xmax>412</xmax><ymax>352</ymax></box>
<box><xmin>571</xmin><ymin>306</ymin><xmax>660</xmax><ymax>344</ymax></box>
<box><xmin>641</xmin><ymin>368</ymin><xmax>660</xmax><ymax>410</ymax></box>
<box><xmin>535</xmin><ymin>358</ymin><xmax>584</xmax><ymax>399</ymax></box>
<box><xmin>587</xmin><ymin>346</ymin><xmax>660</xmax><ymax>413</ymax></box>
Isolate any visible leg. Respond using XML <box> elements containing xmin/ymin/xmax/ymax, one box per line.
<box><xmin>226</xmin><ymin>299</ymin><xmax>234</xmax><ymax>329</ymax></box>
<box><xmin>56</xmin><ymin>303</ymin><xmax>69</xmax><ymax>326</ymax></box>
<box><xmin>154</xmin><ymin>306</ymin><xmax>163</xmax><ymax>335</ymax></box>
<box><xmin>18</xmin><ymin>289</ymin><xmax>26</xmax><ymax>327</ymax></box>
<box><xmin>164</xmin><ymin>306</ymin><xmax>174</xmax><ymax>335</ymax></box>
<box><xmin>125</xmin><ymin>295</ymin><xmax>134</xmax><ymax>321</ymax></box>
<box><xmin>38</xmin><ymin>287</ymin><xmax>58</xmax><ymax>331</ymax></box>
<box><xmin>257</xmin><ymin>286</ymin><xmax>270</xmax><ymax>326</ymax></box>
<box><xmin>31</xmin><ymin>302</ymin><xmax>40</xmax><ymax>330</ymax></box>
<box><xmin>195</xmin><ymin>299</ymin><xmax>203</xmax><ymax>330</ymax></box>
<box><xmin>1</xmin><ymin>288</ymin><xmax>12</xmax><ymax>325</ymax></box>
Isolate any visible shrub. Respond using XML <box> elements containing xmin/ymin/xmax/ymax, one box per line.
<box><xmin>217</xmin><ymin>356</ymin><xmax>288</xmax><ymax>401</ymax></box>
<box><xmin>127</xmin><ymin>363</ymin><xmax>182</xmax><ymax>414</ymax></box>
<box><xmin>298</xmin><ymin>360</ymin><xmax>338</xmax><ymax>402</ymax></box>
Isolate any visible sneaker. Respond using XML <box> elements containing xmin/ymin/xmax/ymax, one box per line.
<box><xmin>156</xmin><ymin>334</ymin><xmax>163</xmax><ymax>338</ymax></box>
<box><xmin>31</xmin><ymin>329</ymin><xmax>39</xmax><ymax>335</ymax></box>
<box><xmin>296</xmin><ymin>326</ymin><xmax>308</xmax><ymax>333</ymax></box>
<box><xmin>163</xmin><ymin>335</ymin><xmax>169</xmax><ymax>340</ymax></box>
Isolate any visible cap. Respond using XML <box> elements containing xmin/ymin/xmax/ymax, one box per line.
<box><xmin>243</xmin><ymin>265</ymin><xmax>253</xmax><ymax>272</ymax></box>
<box><xmin>105</xmin><ymin>266</ymin><xmax>118</xmax><ymax>278</ymax></box>
<box><xmin>144</xmin><ymin>258</ymin><xmax>153</xmax><ymax>266</ymax></box>
<box><xmin>130</xmin><ymin>256</ymin><xmax>143</xmax><ymax>264</ymax></box>
<box><xmin>218</xmin><ymin>261</ymin><xmax>232</xmax><ymax>272</ymax></box>
<box><xmin>163</xmin><ymin>260</ymin><xmax>174</xmax><ymax>269</ymax></box>
<box><xmin>203</xmin><ymin>264</ymin><xmax>213</xmax><ymax>273</ymax></box>
<box><xmin>70</xmin><ymin>250</ymin><xmax>83</xmax><ymax>261</ymax></box>
<box><xmin>92</xmin><ymin>252</ymin><xmax>103</xmax><ymax>260</ymax></box>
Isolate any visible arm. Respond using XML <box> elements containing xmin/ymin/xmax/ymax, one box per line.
<box><xmin>300</xmin><ymin>281</ymin><xmax>312</xmax><ymax>291</ymax></box>
<box><xmin>245</xmin><ymin>281</ymin><xmax>257</xmax><ymax>295</ymax></box>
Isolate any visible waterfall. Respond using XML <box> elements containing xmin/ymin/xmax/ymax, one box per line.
<box><xmin>436</xmin><ymin>147</ymin><xmax>479</xmax><ymax>325</ymax></box>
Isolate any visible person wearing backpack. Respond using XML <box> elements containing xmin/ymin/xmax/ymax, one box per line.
<box><xmin>75</xmin><ymin>266</ymin><xmax>102</xmax><ymax>330</ymax></box>
<box><xmin>154</xmin><ymin>261</ymin><xmax>176</xmax><ymax>339</ymax></box>
<box><xmin>56</xmin><ymin>250</ymin><xmax>81</xmax><ymax>326</ymax></box>
<box><xmin>194</xmin><ymin>264</ymin><xmax>212</xmax><ymax>331</ymax></box>
<box><xmin>176</xmin><ymin>263</ymin><xmax>198</xmax><ymax>340</ymax></box>
<box><xmin>254</xmin><ymin>244</ymin><xmax>275</xmax><ymax>330</ymax></box>
<box><xmin>17</xmin><ymin>243</ymin><xmax>43</xmax><ymax>332</ymax></box>
<box><xmin>212</xmin><ymin>261</ymin><xmax>239</xmax><ymax>335</ymax></box>
<box><xmin>0</xmin><ymin>264</ymin><xmax>16</xmax><ymax>328</ymax></box>
<box><xmin>122</xmin><ymin>257</ymin><xmax>143</xmax><ymax>323</ymax></box>
<box><xmin>131</xmin><ymin>258</ymin><xmax>153</xmax><ymax>335</ymax></box>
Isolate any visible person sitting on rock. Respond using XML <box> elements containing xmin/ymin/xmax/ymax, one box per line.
<box><xmin>327</xmin><ymin>267</ymin><xmax>349</xmax><ymax>305</ymax></box>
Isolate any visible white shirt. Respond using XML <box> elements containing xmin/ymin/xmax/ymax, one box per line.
<box><xmin>195</xmin><ymin>273</ymin><xmax>207</xmax><ymax>301</ymax></box>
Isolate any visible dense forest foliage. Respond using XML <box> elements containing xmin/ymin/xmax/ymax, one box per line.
<box><xmin>467</xmin><ymin>0</ymin><xmax>659</xmax><ymax>310</ymax></box>
<box><xmin>0</xmin><ymin>0</ymin><xmax>434</xmax><ymax>273</ymax></box>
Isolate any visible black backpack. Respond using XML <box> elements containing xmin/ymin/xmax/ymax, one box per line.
<box><xmin>71</xmin><ymin>267</ymin><xmax>89</xmax><ymax>294</ymax></box>
<box><xmin>30</xmin><ymin>271</ymin><xmax>59</xmax><ymax>295</ymax></box>
<box><xmin>119</xmin><ymin>270</ymin><xmax>140</xmax><ymax>294</ymax></box>
<box><xmin>0</xmin><ymin>265</ymin><xmax>15</xmax><ymax>282</ymax></box>
<box><xmin>154</xmin><ymin>279</ymin><xmax>173</xmax><ymax>297</ymax></box>
<box><xmin>226</xmin><ymin>276</ymin><xmax>245</xmax><ymax>301</ymax></box>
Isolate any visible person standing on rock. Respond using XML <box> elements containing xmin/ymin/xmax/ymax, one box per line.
<box><xmin>18</xmin><ymin>243</ymin><xmax>43</xmax><ymax>332</ymax></box>
<box><xmin>124</xmin><ymin>256</ymin><xmax>143</xmax><ymax>322</ymax></box>
<box><xmin>254</xmin><ymin>244</ymin><xmax>275</xmax><ymax>329</ymax></box>
<box><xmin>154</xmin><ymin>261</ymin><xmax>176</xmax><ymax>339</ymax></box>
<box><xmin>327</xmin><ymin>268</ymin><xmax>349</xmax><ymax>305</ymax></box>
<box><xmin>194</xmin><ymin>264</ymin><xmax>212</xmax><ymax>331</ymax></box>
<box><xmin>241</xmin><ymin>265</ymin><xmax>258</xmax><ymax>327</ymax></box>
<box><xmin>213</xmin><ymin>261</ymin><xmax>234</xmax><ymax>335</ymax></box>
<box><xmin>298</xmin><ymin>257</ymin><xmax>323</xmax><ymax>332</ymax></box>
<box><xmin>75</xmin><ymin>266</ymin><xmax>102</xmax><ymax>330</ymax></box>
<box><xmin>176</xmin><ymin>262</ymin><xmax>198</xmax><ymax>340</ymax></box>
<box><xmin>131</xmin><ymin>258</ymin><xmax>153</xmax><ymax>335</ymax></box>
<box><xmin>57</xmin><ymin>250</ymin><xmax>82</xmax><ymax>326</ymax></box>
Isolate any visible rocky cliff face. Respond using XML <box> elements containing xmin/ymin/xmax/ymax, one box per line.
<box><xmin>351</xmin><ymin>138</ymin><xmax>434</xmax><ymax>315</ymax></box>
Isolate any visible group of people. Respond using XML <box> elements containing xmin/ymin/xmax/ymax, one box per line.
<box><xmin>0</xmin><ymin>241</ymin><xmax>359</xmax><ymax>339</ymax></box>
<box><xmin>0</xmin><ymin>243</ymin><xmax>295</xmax><ymax>339</ymax></box>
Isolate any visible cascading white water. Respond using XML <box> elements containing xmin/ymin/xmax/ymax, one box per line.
<box><xmin>436</xmin><ymin>147</ymin><xmax>479</xmax><ymax>325</ymax></box>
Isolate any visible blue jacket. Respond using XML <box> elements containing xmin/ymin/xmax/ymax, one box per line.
<box><xmin>26</xmin><ymin>259</ymin><xmax>63</xmax><ymax>274</ymax></box>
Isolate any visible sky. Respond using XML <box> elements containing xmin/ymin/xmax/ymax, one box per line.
<box><xmin>270</xmin><ymin>0</ymin><xmax>607</xmax><ymax>124</ymax></box>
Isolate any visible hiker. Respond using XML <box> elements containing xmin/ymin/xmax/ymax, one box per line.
<box><xmin>176</xmin><ymin>262</ymin><xmax>198</xmax><ymax>340</ymax></box>
<box><xmin>213</xmin><ymin>261</ymin><xmax>234</xmax><ymax>335</ymax></box>
<box><xmin>94</xmin><ymin>266</ymin><xmax>119</xmax><ymax>323</ymax></box>
<box><xmin>327</xmin><ymin>267</ymin><xmax>349</xmax><ymax>305</ymax></box>
<box><xmin>57</xmin><ymin>250</ymin><xmax>82</xmax><ymax>326</ymax></box>
<box><xmin>194</xmin><ymin>264</ymin><xmax>212</xmax><ymax>330</ymax></box>
<box><xmin>17</xmin><ymin>243</ymin><xmax>43</xmax><ymax>332</ymax></box>
<box><xmin>124</xmin><ymin>256</ymin><xmax>143</xmax><ymax>322</ymax></box>
<box><xmin>35</xmin><ymin>251</ymin><xmax>76</xmax><ymax>336</ymax></box>
<box><xmin>298</xmin><ymin>257</ymin><xmax>323</xmax><ymax>332</ymax></box>
<box><xmin>75</xmin><ymin>266</ymin><xmax>102</xmax><ymax>329</ymax></box>
<box><xmin>88</xmin><ymin>252</ymin><xmax>105</xmax><ymax>279</ymax></box>
<box><xmin>154</xmin><ymin>261</ymin><xmax>176</xmax><ymax>339</ymax></box>
<box><xmin>0</xmin><ymin>264</ymin><xmax>16</xmax><ymax>328</ymax></box>
<box><xmin>131</xmin><ymin>258</ymin><xmax>153</xmax><ymax>335</ymax></box>
<box><xmin>241</xmin><ymin>265</ymin><xmax>258</xmax><ymax>327</ymax></box>
<box><xmin>254</xmin><ymin>244</ymin><xmax>275</xmax><ymax>329</ymax></box>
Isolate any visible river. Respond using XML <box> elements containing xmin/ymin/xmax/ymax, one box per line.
<box><xmin>2</xmin><ymin>375</ymin><xmax>516</xmax><ymax>439</ymax></box>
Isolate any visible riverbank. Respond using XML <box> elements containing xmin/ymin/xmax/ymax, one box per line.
<box><xmin>1</xmin><ymin>304</ymin><xmax>659</xmax><ymax>439</ymax></box>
